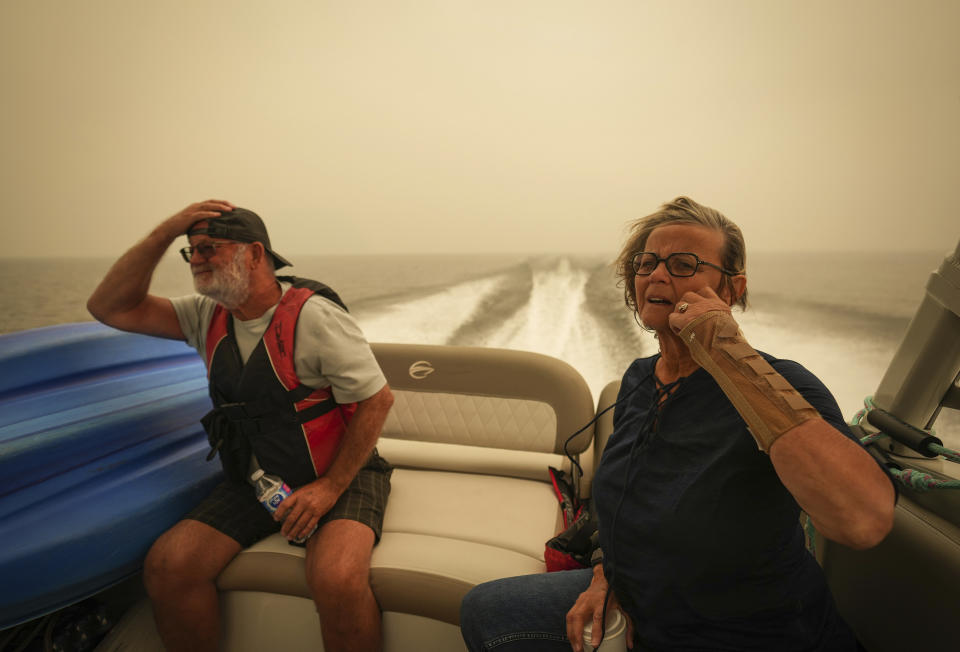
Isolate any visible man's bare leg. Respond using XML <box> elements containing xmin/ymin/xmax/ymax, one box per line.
<box><xmin>306</xmin><ymin>519</ymin><xmax>380</xmax><ymax>652</ymax></box>
<box><xmin>143</xmin><ymin>519</ymin><xmax>242</xmax><ymax>651</ymax></box>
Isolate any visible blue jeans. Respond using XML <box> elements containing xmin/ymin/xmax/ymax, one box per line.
<box><xmin>460</xmin><ymin>568</ymin><xmax>593</xmax><ymax>652</ymax></box>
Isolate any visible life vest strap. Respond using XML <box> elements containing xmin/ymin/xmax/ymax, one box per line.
<box><xmin>295</xmin><ymin>396</ymin><xmax>339</xmax><ymax>424</ymax></box>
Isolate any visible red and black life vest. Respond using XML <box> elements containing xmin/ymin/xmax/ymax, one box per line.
<box><xmin>204</xmin><ymin>276</ymin><xmax>357</xmax><ymax>488</ymax></box>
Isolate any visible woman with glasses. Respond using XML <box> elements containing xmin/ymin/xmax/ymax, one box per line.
<box><xmin>460</xmin><ymin>196</ymin><xmax>895</xmax><ymax>652</ymax></box>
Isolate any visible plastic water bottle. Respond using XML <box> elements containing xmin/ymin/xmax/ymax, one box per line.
<box><xmin>251</xmin><ymin>469</ymin><xmax>293</xmax><ymax>515</ymax></box>
<box><xmin>250</xmin><ymin>469</ymin><xmax>317</xmax><ymax>543</ymax></box>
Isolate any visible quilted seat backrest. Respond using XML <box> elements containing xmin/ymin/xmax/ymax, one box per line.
<box><xmin>371</xmin><ymin>342</ymin><xmax>595</xmax><ymax>459</ymax></box>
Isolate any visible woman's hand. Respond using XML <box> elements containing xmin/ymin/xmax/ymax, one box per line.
<box><xmin>565</xmin><ymin>565</ymin><xmax>634</xmax><ymax>651</ymax></box>
<box><xmin>667</xmin><ymin>286</ymin><xmax>733</xmax><ymax>334</ymax></box>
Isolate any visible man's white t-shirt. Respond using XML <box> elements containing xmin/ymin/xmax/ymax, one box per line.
<box><xmin>171</xmin><ymin>281</ymin><xmax>386</xmax><ymax>404</ymax></box>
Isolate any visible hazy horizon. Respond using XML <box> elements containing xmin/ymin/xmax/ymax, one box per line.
<box><xmin>0</xmin><ymin>244</ymin><xmax>955</xmax><ymax>262</ymax></box>
<box><xmin>2</xmin><ymin>1</ymin><xmax>957</xmax><ymax>260</ymax></box>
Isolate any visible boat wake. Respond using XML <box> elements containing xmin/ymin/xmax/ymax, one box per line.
<box><xmin>354</xmin><ymin>257</ymin><xmax>646</xmax><ymax>403</ymax></box>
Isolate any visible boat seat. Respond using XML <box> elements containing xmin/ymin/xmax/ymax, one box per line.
<box><xmin>819</xmin><ymin>482</ymin><xmax>960</xmax><ymax>651</ymax></box>
<box><xmin>215</xmin><ymin>343</ymin><xmax>597</xmax><ymax>649</ymax></box>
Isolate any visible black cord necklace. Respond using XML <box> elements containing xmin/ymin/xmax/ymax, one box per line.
<box><xmin>595</xmin><ymin>370</ymin><xmax>685</xmax><ymax>649</ymax></box>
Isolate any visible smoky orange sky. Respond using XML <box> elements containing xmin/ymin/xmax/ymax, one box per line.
<box><xmin>2</xmin><ymin>0</ymin><xmax>958</xmax><ymax>259</ymax></box>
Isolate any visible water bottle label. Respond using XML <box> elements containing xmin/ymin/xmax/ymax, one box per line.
<box><xmin>259</xmin><ymin>483</ymin><xmax>293</xmax><ymax>514</ymax></box>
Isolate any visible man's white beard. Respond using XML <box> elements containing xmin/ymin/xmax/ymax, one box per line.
<box><xmin>194</xmin><ymin>246</ymin><xmax>250</xmax><ymax>309</ymax></box>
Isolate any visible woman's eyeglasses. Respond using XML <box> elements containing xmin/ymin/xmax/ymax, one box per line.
<box><xmin>631</xmin><ymin>252</ymin><xmax>739</xmax><ymax>277</ymax></box>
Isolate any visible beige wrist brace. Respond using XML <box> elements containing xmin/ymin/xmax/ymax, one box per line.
<box><xmin>678</xmin><ymin>311</ymin><xmax>819</xmax><ymax>452</ymax></box>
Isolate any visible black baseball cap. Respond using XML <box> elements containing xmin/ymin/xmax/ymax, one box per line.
<box><xmin>187</xmin><ymin>208</ymin><xmax>292</xmax><ymax>269</ymax></box>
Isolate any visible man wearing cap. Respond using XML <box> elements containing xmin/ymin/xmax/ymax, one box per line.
<box><xmin>88</xmin><ymin>199</ymin><xmax>394</xmax><ymax>652</ymax></box>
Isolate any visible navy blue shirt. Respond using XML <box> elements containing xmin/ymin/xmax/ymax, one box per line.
<box><xmin>593</xmin><ymin>353</ymin><xmax>865</xmax><ymax>651</ymax></box>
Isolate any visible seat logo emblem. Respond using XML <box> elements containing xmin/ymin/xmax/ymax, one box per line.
<box><xmin>408</xmin><ymin>360</ymin><xmax>434</xmax><ymax>380</ymax></box>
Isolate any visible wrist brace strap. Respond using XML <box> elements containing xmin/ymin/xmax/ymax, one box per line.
<box><xmin>678</xmin><ymin>311</ymin><xmax>819</xmax><ymax>452</ymax></box>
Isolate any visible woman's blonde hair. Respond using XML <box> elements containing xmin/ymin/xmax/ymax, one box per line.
<box><xmin>615</xmin><ymin>196</ymin><xmax>748</xmax><ymax>313</ymax></box>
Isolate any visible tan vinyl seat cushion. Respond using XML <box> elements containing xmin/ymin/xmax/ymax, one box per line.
<box><xmin>218</xmin><ymin>469</ymin><xmax>561</xmax><ymax>624</ymax></box>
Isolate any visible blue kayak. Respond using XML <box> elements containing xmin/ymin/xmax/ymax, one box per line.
<box><xmin>0</xmin><ymin>323</ymin><xmax>222</xmax><ymax>629</ymax></box>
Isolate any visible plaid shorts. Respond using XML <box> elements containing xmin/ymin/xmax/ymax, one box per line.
<box><xmin>186</xmin><ymin>450</ymin><xmax>392</xmax><ymax>548</ymax></box>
